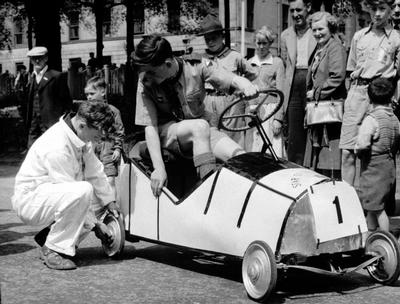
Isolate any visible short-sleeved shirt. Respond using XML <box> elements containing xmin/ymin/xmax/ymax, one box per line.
<box><xmin>347</xmin><ymin>25</ymin><xmax>400</xmax><ymax>80</ymax></box>
<box><xmin>202</xmin><ymin>47</ymin><xmax>258</xmax><ymax>91</ymax></box>
<box><xmin>135</xmin><ymin>57</ymin><xmax>235</xmax><ymax>127</ymax></box>
<box><xmin>355</xmin><ymin>105</ymin><xmax>400</xmax><ymax>153</ymax></box>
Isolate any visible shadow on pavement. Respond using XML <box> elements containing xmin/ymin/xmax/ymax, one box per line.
<box><xmin>126</xmin><ymin>243</ymin><xmax>390</xmax><ymax>303</ymax></box>
<box><xmin>275</xmin><ymin>268</ymin><xmax>383</xmax><ymax>300</ymax></box>
<box><xmin>0</xmin><ymin>243</ymin><xmax>36</xmax><ymax>256</ymax></box>
<box><xmin>131</xmin><ymin>244</ymin><xmax>243</xmax><ymax>282</ymax></box>
<box><xmin>0</xmin><ymin>222</ymin><xmax>25</xmax><ymax>230</ymax></box>
<box><xmin>0</xmin><ymin>208</ymin><xmax>10</xmax><ymax>212</ymax></box>
<box><xmin>0</xmin><ymin>230</ymin><xmax>36</xmax><ymax>245</ymax></box>
<box><xmin>75</xmin><ymin>244</ymin><xmax>137</xmax><ymax>267</ymax></box>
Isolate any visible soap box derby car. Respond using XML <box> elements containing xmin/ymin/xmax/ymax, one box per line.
<box><xmin>105</xmin><ymin>89</ymin><xmax>400</xmax><ymax>302</ymax></box>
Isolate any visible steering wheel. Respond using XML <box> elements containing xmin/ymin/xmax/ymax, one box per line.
<box><xmin>218</xmin><ymin>89</ymin><xmax>284</xmax><ymax>132</ymax></box>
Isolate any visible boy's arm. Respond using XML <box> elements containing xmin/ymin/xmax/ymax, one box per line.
<box><xmin>111</xmin><ymin>108</ymin><xmax>125</xmax><ymax>158</ymax></box>
<box><xmin>355</xmin><ymin>115</ymin><xmax>378</xmax><ymax>155</ymax></box>
<box><xmin>145</xmin><ymin>125</ymin><xmax>167</xmax><ymax>197</ymax></box>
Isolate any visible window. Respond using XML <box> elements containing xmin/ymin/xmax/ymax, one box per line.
<box><xmin>133</xmin><ymin>1</ymin><xmax>144</xmax><ymax>34</ymax></box>
<box><xmin>247</xmin><ymin>0</ymin><xmax>254</xmax><ymax>30</ymax></box>
<box><xmin>103</xmin><ymin>8</ymin><xmax>111</xmax><ymax>37</ymax></box>
<box><xmin>14</xmin><ymin>18</ymin><xmax>24</xmax><ymax>45</ymax></box>
<box><xmin>133</xmin><ymin>19</ymin><xmax>144</xmax><ymax>34</ymax></box>
<box><xmin>69</xmin><ymin>12</ymin><xmax>79</xmax><ymax>41</ymax></box>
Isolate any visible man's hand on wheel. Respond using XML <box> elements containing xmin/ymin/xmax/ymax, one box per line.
<box><xmin>107</xmin><ymin>201</ymin><xmax>120</xmax><ymax>218</ymax></box>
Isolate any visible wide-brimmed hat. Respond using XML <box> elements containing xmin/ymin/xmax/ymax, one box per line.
<box><xmin>197</xmin><ymin>14</ymin><xmax>225</xmax><ymax>36</ymax></box>
<box><xmin>27</xmin><ymin>46</ymin><xmax>48</xmax><ymax>57</ymax></box>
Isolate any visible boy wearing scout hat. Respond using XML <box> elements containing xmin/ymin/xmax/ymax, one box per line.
<box><xmin>198</xmin><ymin>14</ymin><xmax>258</xmax><ymax>147</ymax></box>
<box><xmin>26</xmin><ymin>46</ymin><xmax>72</xmax><ymax>147</ymax></box>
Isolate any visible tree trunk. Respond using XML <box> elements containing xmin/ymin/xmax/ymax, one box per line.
<box><xmin>24</xmin><ymin>0</ymin><xmax>34</xmax><ymax>72</ymax></box>
<box><xmin>224</xmin><ymin>0</ymin><xmax>230</xmax><ymax>47</ymax></box>
<box><xmin>94</xmin><ymin>0</ymin><xmax>105</xmax><ymax>68</ymax></box>
<box><xmin>123</xmin><ymin>0</ymin><xmax>137</xmax><ymax>134</ymax></box>
<box><xmin>29</xmin><ymin>0</ymin><xmax>63</xmax><ymax>71</ymax></box>
<box><xmin>166</xmin><ymin>0</ymin><xmax>180</xmax><ymax>33</ymax></box>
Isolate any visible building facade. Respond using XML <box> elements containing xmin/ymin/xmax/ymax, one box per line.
<box><xmin>0</xmin><ymin>0</ymin><xmax>361</xmax><ymax>75</ymax></box>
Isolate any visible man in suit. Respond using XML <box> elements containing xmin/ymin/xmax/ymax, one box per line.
<box><xmin>26</xmin><ymin>46</ymin><xmax>72</xmax><ymax>147</ymax></box>
<box><xmin>280</xmin><ymin>0</ymin><xmax>316</xmax><ymax>164</ymax></box>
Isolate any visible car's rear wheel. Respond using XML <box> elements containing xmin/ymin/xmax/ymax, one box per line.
<box><xmin>365</xmin><ymin>230</ymin><xmax>400</xmax><ymax>285</ymax></box>
<box><xmin>242</xmin><ymin>241</ymin><xmax>277</xmax><ymax>302</ymax></box>
<box><xmin>102</xmin><ymin>213</ymin><xmax>125</xmax><ymax>258</ymax></box>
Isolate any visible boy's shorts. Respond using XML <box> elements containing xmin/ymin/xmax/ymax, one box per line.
<box><xmin>339</xmin><ymin>84</ymin><xmax>370</xmax><ymax>150</ymax></box>
<box><xmin>158</xmin><ymin>120</ymin><xmax>227</xmax><ymax>158</ymax></box>
<box><xmin>359</xmin><ymin>153</ymin><xmax>395</xmax><ymax>212</ymax></box>
<box><xmin>95</xmin><ymin>141</ymin><xmax>118</xmax><ymax>177</ymax></box>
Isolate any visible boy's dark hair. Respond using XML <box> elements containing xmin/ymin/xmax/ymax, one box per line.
<box><xmin>131</xmin><ymin>35</ymin><xmax>173</xmax><ymax>67</ymax></box>
<box><xmin>86</xmin><ymin>76</ymin><xmax>106</xmax><ymax>91</ymax></box>
<box><xmin>365</xmin><ymin>0</ymin><xmax>394</xmax><ymax>6</ymax></box>
<box><xmin>367</xmin><ymin>78</ymin><xmax>395</xmax><ymax>105</ymax></box>
<box><xmin>76</xmin><ymin>101</ymin><xmax>115</xmax><ymax>135</ymax></box>
<box><xmin>288</xmin><ymin>0</ymin><xmax>312</xmax><ymax>4</ymax></box>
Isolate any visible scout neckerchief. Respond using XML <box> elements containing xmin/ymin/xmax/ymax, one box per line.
<box><xmin>160</xmin><ymin>57</ymin><xmax>184</xmax><ymax>121</ymax></box>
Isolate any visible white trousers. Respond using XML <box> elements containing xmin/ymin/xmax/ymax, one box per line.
<box><xmin>13</xmin><ymin>181</ymin><xmax>105</xmax><ymax>256</ymax></box>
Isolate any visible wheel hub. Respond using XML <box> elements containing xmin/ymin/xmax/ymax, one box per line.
<box><xmin>248</xmin><ymin>258</ymin><xmax>262</xmax><ymax>284</ymax></box>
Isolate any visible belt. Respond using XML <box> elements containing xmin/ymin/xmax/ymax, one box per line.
<box><xmin>352</xmin><ymin>78</ymin><xmax>372</xmax><ymax>86</ymax></box>
<box><xmin>352</xmin><ymin>77</ymin><xmax>394</xmax><ymax>86</ymax></box>
<box><xmin>205</xmin><ymin>89</ymin><xmax>227</xmax><ymax>96</ymax></box>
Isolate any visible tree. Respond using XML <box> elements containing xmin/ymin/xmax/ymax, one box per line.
<box><xmin>25</xmin><ymin>0</ymin><xmax>65</xmax><ymax>70</ymax></box>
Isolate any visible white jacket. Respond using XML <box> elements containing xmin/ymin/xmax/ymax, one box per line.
<box><xmin>12</xmin><ymin>116</ymin><xmax>114</xmax><ymax>210</ymax></box>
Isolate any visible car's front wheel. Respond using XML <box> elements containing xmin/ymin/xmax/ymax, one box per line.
<box><xmin>102</xmin><ymin>212</ymin><xmax>125</xmax><ymax>258</ymax></box>
<box><xmin>365</xmin><ymin>230</ymin><xmax>400</xmax><ymax>285</ymax></box>
<box><xmin>242</xmin><ymin>241</ymin><xmax>277</xmax><ymax>302</ymax></box>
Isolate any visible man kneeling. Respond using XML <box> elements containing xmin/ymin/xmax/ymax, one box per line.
<box><xmin>12</xmin><ymin>101</ymin><xmax>120</xmax><ymax>270</ymax></box>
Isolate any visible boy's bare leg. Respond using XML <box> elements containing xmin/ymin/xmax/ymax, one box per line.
<box><xmin>107</xmin><ymin>176</ymin><xmax>116</xmax><ymax>201</ymax></box>
<box><xmin>212</xmin><ymin>136</ymin><xmax>245</xmax><ymax>162</ymax></box>
<box><xmin>176</xmin><ymin>119</ymin><xmax>216</xmax><ymax>178</ymax></box>
<box><xmin>342</xmin><ymin>149</ymin><xmax>356</xmax><ymax>185</ymax></box>
<box><xmin>366</xmin><ymin>211</ymin><xmax>378</xmax><ymax>232</ymax></box>
<box><xmin>376</xmin><ymin>210</ymin><xmax>390</xmax><ymax>232</ymax></box>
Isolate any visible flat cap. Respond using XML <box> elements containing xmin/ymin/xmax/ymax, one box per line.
<box><xmin>27</xmin><ymin>46</ymin><xmax>48</xmax><ymax>57</ymax></box>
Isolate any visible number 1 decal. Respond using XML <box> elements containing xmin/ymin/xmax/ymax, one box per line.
<box><xmin>332</xmin><ymin>196</ymin><xmax>343</xmax><ymax>224</ymax></box>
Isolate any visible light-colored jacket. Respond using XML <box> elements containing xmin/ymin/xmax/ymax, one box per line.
<box><xmin>12</xmin><ymin>117</ymin><xmax>114</xmax><ymax>212</ymax></box>
<box><xmin>280</xmin><ymin>26</ymin><xmax>316</xmax><ymax>120</ymax></box>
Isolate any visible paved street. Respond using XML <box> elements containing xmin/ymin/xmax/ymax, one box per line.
<box><xmin>2</xmin><ymin>153</ymin><xmax>400</xmax><ymax>304</ymax></box>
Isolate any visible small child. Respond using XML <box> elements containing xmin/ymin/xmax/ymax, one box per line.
<box><xmin>355</xmin><ymin>78</ymin><xmax>400</xmax><ymax>232</ymax></box>
<box><xmin>84</xmin><ymin>76</ymin><xmax>125</xmax><ymax>199</ymax></box>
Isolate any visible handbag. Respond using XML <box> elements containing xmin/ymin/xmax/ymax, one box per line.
<box><xmin>305</xmin><ymin>99</ymin><xmax>344</xmax><ymax>126</ymax></box>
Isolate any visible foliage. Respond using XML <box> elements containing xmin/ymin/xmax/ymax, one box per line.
<box><xmin>144</xmin><ymin>0</ymin><xmax>217</xmax><ymax>34</ymax></box>
<box><xmin>332</xmin><ymin>0</ymin><xmax>363</xmax><ymax>18</ymax></box>
<box><xmin>0</xmin><ymin>1</ymin><xmax>25</xmax><ymax>50</ymax></box>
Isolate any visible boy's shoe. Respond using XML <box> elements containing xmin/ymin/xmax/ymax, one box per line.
<box><xmin>41</xmin><ymin>246</ymin><xmax>77</xmax><ymax>270</ymax></box>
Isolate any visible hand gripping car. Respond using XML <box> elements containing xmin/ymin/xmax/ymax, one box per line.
<box><xmin>115</xmin><ymin>89</ymin><xmax>400</xmax><ymax>302</ymax></box>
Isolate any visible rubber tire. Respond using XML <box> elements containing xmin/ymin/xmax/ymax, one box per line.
<box><xmin>242</xmin><ymin>241</ymin><xmax>277</xmax><ymax>302</ymax></box>
<box><xmin>102</xmin><ymin>213</ymin><xmax>125</xmax><ymax>258</ymax></box>
<box><xmin>365</xmin><ymin>230</ymin><xmax>400</xmax><ymax>285</ymax></box>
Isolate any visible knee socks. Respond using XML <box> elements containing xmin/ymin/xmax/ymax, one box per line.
<box><xmin>193</xmin><ymin>152</ymin><xmax>216</xmax><ymax>179</ymax></box>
